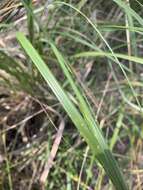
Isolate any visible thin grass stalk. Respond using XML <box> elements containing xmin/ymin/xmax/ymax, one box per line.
<box><xmin>22</xmin><ymin>0</ymin><xmax>34</xmax><ymax>44</ymax></box>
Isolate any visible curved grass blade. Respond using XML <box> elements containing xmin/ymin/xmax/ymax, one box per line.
<box><xmin>16</xmin><ymin>32</ymin><xmax>128</xmax><ymax>190</ymax></box>
<box><xmin>74</xmin><ymin>51</ymin><xmax>143</xmax><ymax>65</ymax></box>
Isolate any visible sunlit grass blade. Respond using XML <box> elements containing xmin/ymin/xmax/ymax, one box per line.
<box><xmin>74</xmin><ymin>51</ymin><xmax>143</xmax><ymax>65</ymax></box>
<box><xmin>16</xmin><ymin>32</ymin><xmax>128</xmax><ymax>190</ymax></box>
<box><xmin>98</xmin><ymin>24</ymin><xmax>143</xmax><ymax>35</ymax></box>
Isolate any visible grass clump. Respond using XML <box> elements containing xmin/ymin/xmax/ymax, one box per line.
<box><xmin>0</xmin><ymin>0</ymin><xmax>143</xmax><ymax>189</ymax></box>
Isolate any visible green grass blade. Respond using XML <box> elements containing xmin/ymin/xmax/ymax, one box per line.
<box><xmin>113</xmin><ymin>0</ymin><xmax>143</xmax><ymax>26</ymax></box>
<box><xmin>54</xmin><ymin>0</ymin><xmax>142</xmax><ymax>119</ymax></box>
<box><xmin>16</xmin><ymin>33</ymin><xmax>88</xmax><ymax>138</ymax></box>
<box><xmin>74</xmin><ymin>51</ymin><xmax>143</xmax><ymax>65</ymax></box>
<box><xmin>16</xmin><ymin>32</ymin><xmax>128</xmax><ymax>190</ymax></box>
<box><xmin>50</xmin><ymin>42</ymin><xmax>116</xmax><ymax>154</ymax></box>
<box><xmin>74</xmin><ymin>51</ymin><xmax>143</xmax><ymax>112</ymax></box>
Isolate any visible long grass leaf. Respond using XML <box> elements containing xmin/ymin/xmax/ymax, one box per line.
<box><xmin>16</xmin><ymin>32</ymin><xmax>128</xmax><ymax>190</ymax></box>
<box><xmin>74</xmin><ymin>51</ymin><xmax>143</xmax><ymax>65</ymax></box>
